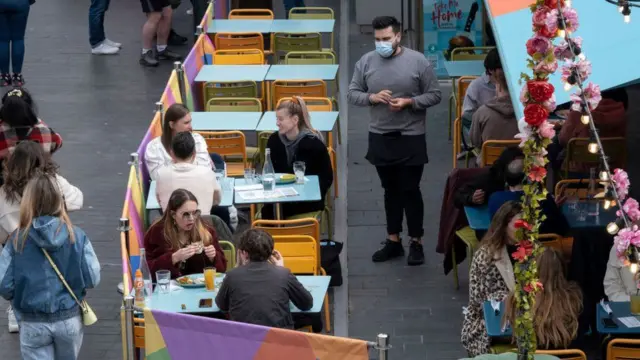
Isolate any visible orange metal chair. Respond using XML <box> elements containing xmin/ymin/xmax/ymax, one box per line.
<box><xmin>562</xmin><ymin>137</ymin><xmax>627</xmax><ymax>179</ymax></box>
<box><xmin>328</xmin><ymin>147</ymin><xmax>338</xmax><ymax>198</ymax></box>
<box><xmin>214</xmin><ymin>32</ymin><xmax>266</xmax><ymax>51</ymax></box>
<box><xmin>276</xmin><ymin>96</ymin><xmax>332</xmax><ymax>111</ymax></box>
<box><xmin>554</xmin><ymin>179</ymin><xmax>609</xmax><ymax>200</ymax></box>
<box><xmin>453</xmin><ymin>117</ymin><xmax>461</xmax><ymax>168</ymax></box>
<box><xmin>537</xmin><ymin>349</ymin><xmax>587</xmax><ymax>360</ymax></box>
<box><xmin>480</xmin><ymin>140</ymin><xmax>521</xmax><ymax>167</ymax></box>
<box><xmin>213</xmin><ymin>49</ymin><xmax>265</xmax><ymax>65</ymax></box>
<box><xmin>607</xmin><ymin>338</ymin><xmax>640</xmax><ymax>359</ymax></box>
<box><xmin>449</xmin><ymin>76</ymin><xmax>477</xmax><ymax>140</ymax></box>
<box><xmin>228</xmin><ymin>8</ymin><xmax>274</xmax><ymax>19</ymax></box>
<box><xmin>271</xmin><ymin>79</ymin><xmax>327</xmax><ymax>110</ymax></box>
<box><xmin>197</xmin><ymin>131</ymin><xmax>248</xmax><ymax>177</ymax></box>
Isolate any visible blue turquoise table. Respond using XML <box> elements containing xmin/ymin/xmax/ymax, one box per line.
<box><xmin>148</xmin><ymin>275</ymin><xmax>329</xmax><ymax>314</ymax></box>
<box><xmin>146</xmin><ymin>180</ymin><xmax>234</xmax><ymax>210</ymax></box>
<box><xmin>195</xmin><ymin>65</ymin><xmax>271</xmax><ymax>83</ymax></box>
<box><xmin>207</xmin><ymin>19</ymin><xmax>273</xmax><ymax>34</ymax></box>
<box><xmin>269</xmin><ymin>19</ymin><xmax>335</xmax><ymax>33</ymax></box>
<box><xmin>483</xmin><ymin>301</ymin><xmax>512</xmax><ymax>337</ymax></box>
<box><xmin>265</xmin><ymin>65</ymin><xmax>339</xmax><ymax>81</ymax></box>
<box><xmin>234</xmin><ymin>175</ymin><xmax>321</xmax><ymax>206</ymax></box>
<box><xmin>596</xmin><ymin>302</ymin><xmax>640</xmax><ymax>334</ymax></box>
<box><xmin>191</xmin><ymin>112</ymin><xmax>263</xmax><ymax>131</ymax></box>
<box><xmin>464</xmin><ymin>205</ymin><xmax>491</xmax><ymax>231</ymax></box>
<box><xmin>256</xmin><ymin>111</ymin><xmax>338</xmax><ymax>132</ymax></box>
<box><xmin>444</xmin><ymin>60</ymin><xmax>485</xmax><ymax>78</ymax></box>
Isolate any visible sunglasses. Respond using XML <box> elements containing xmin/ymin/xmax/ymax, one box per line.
<box><xmin>178</xmin><ymin>210</ymin><xmax>201</xmax><ymax>220</ymax></box>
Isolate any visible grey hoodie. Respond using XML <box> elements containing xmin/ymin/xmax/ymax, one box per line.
<box><xmin>469</xmin><ymin>95</ymin><xmax>518</xmax><ymax>149</ymax></box>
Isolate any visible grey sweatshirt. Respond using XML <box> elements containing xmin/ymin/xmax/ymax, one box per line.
<box><xmin>347</xmin><ymin>47</ymin><xmax>442</xmax><ymax>135</ymax></box>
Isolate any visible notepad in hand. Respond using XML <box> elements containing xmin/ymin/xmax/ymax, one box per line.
<box><xmin>235</xmin><ymin>184</ymin><xmax>263</xmax><ymax>192</ymax></box>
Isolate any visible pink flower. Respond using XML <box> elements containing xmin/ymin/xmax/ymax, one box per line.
<box><xmin>618</xmin><ymin>198</ymin><xmax>640</xmax><ymax>222</ymax></box>
<box><xmin>543</xmin><ymin>94</ymin><xmax>557</xmax><ymax>112</ymax></box>
<box><xmin>533</xmin><ymin>6</ymin><xmax>551</xmax><ymax>27</ymax></box>
<box><xmin>545</xmin><ymin>9</ymin><xmax>560</xmax><ymax>35</ymax></box>
<box><xmin>520</xmin><ymin>86</ymin><xmax>529</xmax><ymax>105</ymax></box>
<box><xmin>515</xmin><ymin>123</ymin><xmax>532</xmax><ymax>147</ymax></box>
<box><xmin>538</xmin><ymin>121</ymin><xmax>556</xmax><ymax>139</ymax></box>
<box><xmin>561</xmin><ymin>59</ymin><xmax>592</xmax><ymax>84</ymax></box>
<box><xmin>554</xmin><ymin>37</ymin><xmax>583</xmax><ymax>61</ymax></box>
<box><xmin>562</xmin><ymin>7</ymin><xmax>580</xmax><ymax>33</ymax></box>
<box><xmin>527</xmin><ymin>36</ymin><xmax>553</xmax><ymax>56</ymax></box>
<box><xmin>570</xmin><ymin>83</ymin><xmax>601</xmax><ymax>111</ymax></box>
<box><xmin>534</xmin><ymin>59</ymin><xmax>558</xmax><ymax>74</ymax></box>
<box><xmin>613</xmin><ymin>168</ymin><xmax>630</xmax><ymax>201</ymax></box>
<box><xmin>614</xmin><ymin>225</ymin><xmax>640</xmax><ymax>257</ymax></box>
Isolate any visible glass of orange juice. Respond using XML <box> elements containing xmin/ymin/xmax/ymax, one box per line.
<box><xmin>631</xmin><ymin>295</ymin><xmax>640</xmax><ymax>315</ymax></box>
<box><xmin>204</xmin><ymin>267</ymin><xmax>216</xmax><ymax>291</ymax></box>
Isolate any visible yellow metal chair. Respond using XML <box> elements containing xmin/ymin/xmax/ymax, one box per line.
<box><xmin>253</xmin><ymin>218</ymin><xmax>321</xmax><ymax>248</ymax></box>
<box><xmin>276</xmin><ymin>96</ymin><xmax>332</xmax><ymax>111</ymax></box>
<box><xmin>228</xmin><ymin>8</ymin><xmax>274</xmax><ymax>19</ymax></box>
<box><xmin>206</xmin><ymin>97</ymin><xmax>262</xmax><ymax>112</ymax></box>
<box><xmin>203</xmin><ymin>81</ymin><xmax>259</xmax><ymax>105</ymax></box>
<box><xmin>481</xmin><ymin>140</ymin><xmax>521</xmax><ymax>167</ymax></box>
<box><xmin>284</xmin><ymin>51</ymin><xmax>335</xmax><ymax>65</ymax></box>
<box><xmin>328</xmin><ymin>147</ymin><xmax>338</xmax><ymax>198</ymax></box>
<box><xmin>451</xmin><ymin>226</ymin><xmax>479</xmax><ymax>290</ymax></box>
<box><xmin>449</xmin><ymin>76</ymin><xmax>477</xmax><ymax>141</ymax></box>
<box><xmin>198</xmin><ymin>131</ymin><xmax>248</xmax><ymax>177</ymax></box>
<box><xmin>219</xmin><ymin>240</ymin><xmax>236</xmax><ymax>269</ymax></box>
<box><xmin>607</xmin><ymin>338</ymin><xmax>640</xmax><ymax>359</ymax></box>
<box><xmin>538</xmin><ymin>349</ymin><xmax>587</xmax><ymax>359</ymax></box>
<box><xmin>272</xmin><ymin>33</ymin><xmax>322</xmax><ymax>62</ymax></box>
<box><xmin>562</xmin><ymin>137</ymin><xmax>626</xmax><ymax>179</ymax></box>
<box><xmin>213</xmin><ymin>49</ymin><xmax>265</xmax><ymax>65</ymax></box>
<box><xmin>271</xmin><ymin>79</ymin><xmax>327</xmax><ymax>110</ymax></box>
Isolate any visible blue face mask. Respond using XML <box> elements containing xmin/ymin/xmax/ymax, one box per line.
<box><xmin>375</xmin><ymin>41</ymin><xmax>395</xmax><ymax>58</ymax></box>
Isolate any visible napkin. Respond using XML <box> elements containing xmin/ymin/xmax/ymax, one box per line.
<box><xmin>490</xmin><ymin>299</ymin><xmax>501</xmax><ymax>314</ymax></box>
<box><xmin>600</xmin><ymin>299</ymin><xmax>613</xmax><ymax>315</ymax></box>
<box><xmin>169</xmin><ymin>280</ymin><xmax>184</xmax><ymax>292</ymax></box>
<box><xmin>235</xmin><ymin>184</ymin><xmax>263</xmax><ymax>192</ymax></box>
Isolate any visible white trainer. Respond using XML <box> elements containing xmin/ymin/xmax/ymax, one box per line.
<box><xmin>7</xmin><ymin>306</ymin><xmax>18</xmax><ymax>333</ymax></box>
<box><xmin>104</xmin><ymin>39</ymin><xmax>122</xmax><ymax>48</ymax></box>
<box><xmin>186</xmin><ymin>8</ymin><xmax>193</xmax><ymax>15</ymax></box>
<box><xmin>91</xmin><ymin>43</ymin><xmax>120</xmax><ymax>55</ymax></box>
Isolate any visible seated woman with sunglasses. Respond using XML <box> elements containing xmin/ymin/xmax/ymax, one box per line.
<box><xmin>144</xmin><ymin>189</ymin><xmax>226</xmax><ymax>279</ymax></box>
<box><xmin>262</xmin><ymin>96</ymin><xmax>333</xmax><ymax>219</ymax></box>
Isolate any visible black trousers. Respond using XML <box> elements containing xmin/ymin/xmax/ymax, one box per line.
<box><xmin>375</xmin><ymin>164</ymin><xmax>425</xmax><ymax>238</ymax></box>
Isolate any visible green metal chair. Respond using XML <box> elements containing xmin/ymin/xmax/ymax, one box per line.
<box><xmin>284</xmin><ymin>51</ymin><xmax>335</xmax><ymax>65</ymax></box>
<box><xmin>206</xmin><ymin>97</ymin><xmax>262</xmax><ymax>112</ymax></box>
<box><xmin>451</xmin><ymin>226</ymin><xmax>479</xmax><ymax>290</ymax></box>
<box><xmin>272</xmin><ymin>33</ymin><xmax>322</xmax><ymax>63</ymax></box>
<box><xmin>204</xmin><ymin>81</ymin><xmax>259</xmax><ymax>106</ymax></box>
<box><xmin>288</xmin><ymin>7</ymin><xmax>335</xmax><ymax>52</ymax></box>
<box><xmin>219</xmin><ymin>240</ymin><xmax>236</xmax><ymax>269</ymax></box>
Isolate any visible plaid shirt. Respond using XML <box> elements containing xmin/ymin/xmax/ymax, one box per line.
<box><xmin>0</xmin><ymin>120</ymin><xmax>63</xmax><ymax>160</ymax></box>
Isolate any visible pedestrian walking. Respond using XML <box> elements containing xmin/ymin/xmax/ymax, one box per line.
<box><xmin>89</xmin><ymin>0</ymin><xmax>121</xmax><ymax>55</ymax></box>
<box><xmin>0</xmin><ymin>0</ymin><xmax>33</xmax><ymax>86</ymax></box>
<box><xmin>347</xmin><ymin>16</ymin><xmax>442</xmax><ymax>266</ymax></box>
<box><xmin>139</xmin><ymin>0</ymin><xmax>182</xmax><ymax>67</ymax></box>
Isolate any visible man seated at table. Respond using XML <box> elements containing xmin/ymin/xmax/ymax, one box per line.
<box><xmin>488</xmin><ymin>160</ymin><xmax>569</xmax><ymax>236</ymax></box>
<box><xmin>461</xmin><ymin>48</ymin><xmax>501</xmax><ymax>130</ymax></box>
<box><xmin>215</xmin><ymin>229</ymin><xmax>313</xmax><ymax>329</ymax></box>
<box><xmin>156</xmin><ymin>131</ymin><xmax>222</xmax><ymax>216</ymax></box>
<box><xmin>604</xmin><ymin>244</ymin><xmax>636</xmax><ymax>301</ymax></box>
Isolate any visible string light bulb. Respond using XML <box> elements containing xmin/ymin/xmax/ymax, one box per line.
<box><xmin>631</xmin><ymin>262</ymin><xmax>639</xmax><ymax>274</ymax></box>
<box><xmin>557</xmin><ymin>29</ymin><xmax>566</xmax><ymax>38</ymax></box>
<box><xmin>600</xmin><ymin>170</ymin><xmax>610</xmax><ymax>181</ymax></box>
<box><xmin>603</xmin><ymin>188</ymin><xmax>617</xmax><ymax>209</ymax></box>
<box><xmin>580</xmin><ymin>113</ymin><xmax>590</xmax><ymax>125</ymax></box>
<box><xmin>588</xmin><ymin>141</ymin><xmax>599</xmax><ymax>154</ymax></box>
<box><xmin>623</xmin><ymin>5</ymin><xmax>632</xmax><ymax>23</ymax></box>
<box><xmin>630</xmin><ymin>249</ymin><xmax>639</xmax><ymax>273</ymax></box>
<box><xmin>607</xmin><ymin>222</ymin><xmax>620</xmax><ymax>235</ymax></box>
<box><xmin>566</xmin><ymin>0</ymin><xmax>572</xmax><ymax>7</ymax></box>
<box><xmin>564</xmin><ymin>82</ymin><xmax>573</xmax><ymax>91</ymax></box>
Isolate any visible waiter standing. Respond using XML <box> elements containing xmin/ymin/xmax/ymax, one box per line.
<box><xmin>348</xmin><ymin>16</ymin><xmax>441</xmax><ymax>266</ymax></box>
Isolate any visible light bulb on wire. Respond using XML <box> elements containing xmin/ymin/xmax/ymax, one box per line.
<box><xmin>631</xmin><ymin>262</ymin><xmax>638</xmax><ymax>274</ymax></box>
<box><xmin>623</xmin><ymin>5</ymin><xmax>631</xmax><ymax>23</ymax></box>
<box><xmin>580</xmin><ymin>113</ymin><xmax>590</xmax><ymax>125</ymax></box>
<box><xmin>619</xmin><ymin>5</ymin><xmax>624</xmax><ymax>12</ymax></box>
<box><xmin>564</xmin><ymin>82</ymin><xmax>573</xmax><ymax>91</ymax></box>
<box><xmin>607</xmin><ymin>221</ymin><xmax>620</xmax><ymax>235</ymax></box>
<box><xmin>566</xmin><ymin>0</ymin><xmax>572</xmax><ymax>7</ymax></box>
<box><xmin>557</xmin><ymin>29</ymin><xmax>566</xmax><ymax>38</ymax></box>
<box><xmin>588</xmin><ymin>142</ymin><xmax>599</xmax><ymax>154</ymax></box>
<box><xmin>600</xmin><ymin>170</ymin><xmax>610</xmax><ymax>181</ymax></box>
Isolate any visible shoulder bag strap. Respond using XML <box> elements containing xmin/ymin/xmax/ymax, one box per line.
<box><xmin>42</xmin><ymin>249</ymin><xmax>84</xmax><ymax>308</ymax></box>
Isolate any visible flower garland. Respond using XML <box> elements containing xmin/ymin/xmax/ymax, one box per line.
<box><xmin>515</xmin><ymin>0</ymin><xmax>638</xmax><ymax>358</ymax></box>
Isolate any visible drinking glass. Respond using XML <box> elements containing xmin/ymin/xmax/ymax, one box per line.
<box><xmin>293</xmin><ymin>161</ymin><xmax>306</xmax><ymax>184</ymax></box>
<box><xmin>204</xmin><ymin>267</ymin><xmax>216</xmax><ymax>291</ymax></box>
<box><xmin>244</xmin><ymin>168</ymin><xmax>255</xmax><ymax>184</ymax></box>
<box><xmin>632</xmin><ymin>295</ymin><xmax>640</xmax><ymax>315</ymax></box>
<box><xmin>576</xmin><ymin>202</ymin><xmax>587</xmax><ymax>222</ymax></box>
<box><xmin>156</xmin><ymin>270</ymin><xmax>171</xmax><ymax>294</ymax></box>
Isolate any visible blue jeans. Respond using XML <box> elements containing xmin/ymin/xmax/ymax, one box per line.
<box><xmin>20</xmin><ymin>315</ymin><xmax>84</xmax><ymax>360</ymax></box>
<box><xmin>0</xmin><ymin>3</ymin><xmax>30</xmax><ymax>74</ymax></box>
<box><xmin>283</xmin><ymin>0</ymin><xmax>305</xmax><ymax>18</ymax></box>
<box><xmin>88</xmin><ymin>0</ymin><xmax>110</xmax><ymax>47</ymax></box>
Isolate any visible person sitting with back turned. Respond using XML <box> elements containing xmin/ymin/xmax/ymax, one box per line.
<box><xmin>215</xmin><ymin>229</ymin><xmax>313</xmax><ymax>329</ymax></box>
<box><xmin>461</xmin><ymin>48</ymin><xmax>501</xmax><ymax>130</ymax></box>
<box><xmin>155</xmin><ymin>131</ymin><xmax>221</xmax><ymax>216</ymax></box>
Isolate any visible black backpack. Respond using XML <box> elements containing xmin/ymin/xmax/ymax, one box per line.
<box><xmin>320</xmin><ymin>240</ymin><xmax>343</xmax><ymax>287</ymax></box>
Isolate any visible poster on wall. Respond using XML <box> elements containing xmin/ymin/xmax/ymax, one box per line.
<box><xmin>423</xmin><ymin>0</ymin><xmax>484</xmax><ymax>77</ymax></box>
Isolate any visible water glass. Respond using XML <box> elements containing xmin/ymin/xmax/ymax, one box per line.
<box><xmin>576</xmin><ymin>203</ymin><xmax>587</xmax><ymax>222</ymax></box>
<box><xmin>263</xmin><ymin>175</ymin><xmax>276</xmax><ymax>192</ymax></box>
<box><xmin>566</xmin><ymin>196</ymin><xmax>578</xmax><ymax>213</ymax></box>
<box><xmin>293</xmin><ymin>161</ymin><xmax>306</xmax><ymax>184</ymax></box>
<box><xmin>156</xmin><ymin>270</ymin><xmax>171</xmax><ymax>294</ymax></box>
<box><xmin>244</xmin><ymin>168</ymin><xmax>255</xmax><ymax>184</ymax></box>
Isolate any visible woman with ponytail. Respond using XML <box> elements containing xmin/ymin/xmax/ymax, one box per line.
<box><xmin>263</xmin><ymin>96</ymin><xmax>333</xmax><ymax>219</ymax></box>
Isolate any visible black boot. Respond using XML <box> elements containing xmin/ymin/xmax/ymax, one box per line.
<box><xmin>168</xmin><ymin>29</ymin><xmax>188</xmax><ymax>46</ymax></box>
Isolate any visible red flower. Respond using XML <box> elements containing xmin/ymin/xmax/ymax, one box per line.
<box><xmin>543</xmin><ymin>0</ymin><xmax>564</xmax><ymax>8</ymax></box>
<box><xmin>511</xmin><ymin>241</ymin><xmax>534</xmax><ymax>262</ymax></box>
<box><xmin>524</xmin><ymin>103</ymin><xmax>549</xmax><ymax>127</ymax></box>
<box><xmin>514</xmin><ymin>219</ymin><xmax>533</xmax><ymax>231</ymax></box>
<box><xmin>524</xmin><ymin>281</ymin><xmax>544</xmax><ymax>293</ymax></box>
<box><xmin>527</xmin><ymin>81</ymin><xmax>555</xmax><ymax>103</ymax></box>
<box><xmin>528</xmin><ymin>166</ymin><xmax>547</xmax><ymax>182</ymax></box>
<box><xmin>536</xmin><ymin>27</ymin><xmax>557</xmax><ymax>38</ymax></box>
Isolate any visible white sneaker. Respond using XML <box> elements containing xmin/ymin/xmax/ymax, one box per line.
<box><xmin>104</xmin><ymin>38</ymin><xmax>122</xmax><ymax>48</ymax></box>
<box><xmin>7</xmin><ymin>306</ymin><xmax>18</xmax><ymax>333</ymax></box>
<box><xmin>91</xmin><ymin>43</ymin><xmax>120</xmax><ymax>55</ymax></box>
<box><xmin>186</xmin><ymin>8</ymin><xmax>193</xmax><ymax>15</ymax></box>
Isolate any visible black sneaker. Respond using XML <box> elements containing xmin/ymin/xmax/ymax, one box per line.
<box><xmin>372</xmin><ymin>240</ymin><xmax>404</xmax><ymax>263</ymax></box>
<box><xmin>0</xmin><ymin>74</ymin><xmax>11</xmax><ymax>87</ymax></box>
<box><xmin>157</xmin><ymin>48</ymin><xmax>182</xmax><ymax>61</ymax></box>
<box><xmin>11</xmin><ymin>73</ymin><xmax>24</xmax><ymax>87</ymax></box>
<box><xmin>407</xmin><ymin>241</ymin><xmax>425</xmax><ymax>266</ymax></box>
<box><xmin>139</xmin><ymin>51</ymin><xmax>159</xmax><ymax>67</ymax></box>
<box><xmin>168</xmin><ymin>29</ymin><xmax>188</xmax><ymax>46</ymax></box>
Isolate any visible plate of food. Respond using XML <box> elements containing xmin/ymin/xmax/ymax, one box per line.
<box><xmin>176</xmin><ymin>274</ymin><xmax>205</xmax><ymax>288</ymax></box>
<box><xmin>276</xmin><ymin>173</ymin><xmax>296</xmax><ymax>185</ymax></box>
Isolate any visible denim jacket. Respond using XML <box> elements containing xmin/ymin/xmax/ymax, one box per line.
<box><xmin>0</xmin><ymin>216</ymin><xmax>101</xmax><ymax>322</ymax></box>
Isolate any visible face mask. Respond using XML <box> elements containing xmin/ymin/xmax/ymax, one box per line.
<box><xmin>375</xmin><ymin>40</ymin><xmax>395</xmax><ymax>58</ymax></box>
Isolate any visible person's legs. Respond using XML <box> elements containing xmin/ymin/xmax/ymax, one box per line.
<box><xmin>401</xmin><ymin>164</ymin><xmax>426</xmax><ymax>266</ymax></box>
<box><xmin>89</xmin><ymin>0</ymin><xmax>107</xmax><ymax>47</ymax></box>
<box><xmin>371</xmin><ymin>165</ymin><xmax>405</xmax><ymax>262</ymax></box>
<box><xmin>7</xmin><ymin>6</ymin><xmax>28</xmax><ymax>83</ymax></box>
<box><xmin>156</xmin><ymin>6</ymin><xmax>181</xmax><ymax>61</ymax></box>
<box><xmin>0</xmin><ymin>11</ymin><xmax>11</xmax><ymax>85</ymax></box>
<box><xmin>19</xmin><ymin>321</ymin><xmax>55</xmax><ymax>360</ymax></box>
<box><xmin>52</xmin><ymin>316</ymin><xmax>84</xmax><ymax>359</ymax></box>
<box><xmin>140</xmin><ymin>10</ymin><xmax>162</xmax><ymax>66</ymax></box>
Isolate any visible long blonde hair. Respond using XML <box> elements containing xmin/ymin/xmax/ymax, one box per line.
<box><xmin>480</xmin><ymin>201</ymin><xmax>522</xmax><ymax>260</ymax></box>
<box><xmin>14</xmin><ymin>173</ymin><xmax>75</xmax><ymax>252</ymax></box>
<box><xmin>153</xmin><ymin>189</ymin><xmax>212</xmax><ymax>250</ymax></box>
<box><xmin>505</xmin><ymin>248</ymin><xmax>583</xmax><ymax>349</ymax></box>
<box><xmin>276</xmin><ymin>96</ymin><xmax>323</xmax><ymax>141</ymax></box>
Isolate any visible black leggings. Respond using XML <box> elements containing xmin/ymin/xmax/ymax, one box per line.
<box><xmin>375</xmin><ymin>164</ymin><xmax>425</xmax><ymax>239</ymax></box>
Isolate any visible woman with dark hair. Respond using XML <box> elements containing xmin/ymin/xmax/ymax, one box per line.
<box><xmin>145</xmin><ymin>103</ymin><xmax>212</xmax><ymax>181</ymax></box>
<box><xmin>0</xmin><ymin>0</ymin><xmax>32</xmax><ymax>86</ymax></box>
<box><xmin>263</xmin><ymin>96</ymin><xmax>333</xmax><ymax>219</ymax></box>
<box><xmin>0</xmin><ymin>88</ymin><xmax>63</xmax><ymax>161</ymax></box>
<box><xmin>462</xmin><ymin>201</ymin><xmax>520</xmax><ymax>357</ymax></box>
<box><xmin>144</xmin><ymin>188</ymin><xmax>226</xmax><ymax>279</ymax></box>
